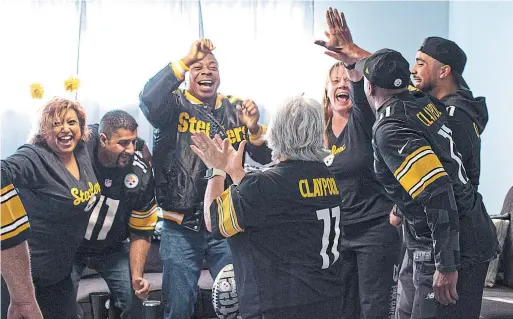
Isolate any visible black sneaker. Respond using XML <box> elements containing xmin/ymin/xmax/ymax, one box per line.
<box><xmin>212</xmin><ymin>264</ymin><xmax>240</xmax><ymax>319</ymax></box>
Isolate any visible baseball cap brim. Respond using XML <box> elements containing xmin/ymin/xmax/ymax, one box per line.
<box><xmin>453</xmin><ymin>71</ymin><xmax>470</xmax><ymax>90</ymax></box>
<box><xmin>355</xmin><ymin>57</ymin><xmax>369</xmax><ymax>74</ymax></box>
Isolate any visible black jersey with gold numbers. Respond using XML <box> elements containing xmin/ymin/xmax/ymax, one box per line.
<box><xmin>372</xmin><ymin>90</ymin><xmax>497</xmax><ymax>270</ymax></box>
<box><xmin>1</xmin><ymin>142</ymin><xmax>100</xmax><ymax>285</ymax></box>
<box><xmin>78</xmin><ymin>125</ymin><xmax>157</xmax><ymax>255</ymax></box>
<box><xmin>210</xmin><ymin>160</ymin><xmax>343</xmax><ymax>319</ymax></box>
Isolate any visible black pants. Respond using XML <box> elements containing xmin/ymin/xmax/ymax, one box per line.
<box><xmin>396</xmin><ymin>248</ymin><xmax>489</xmax><ymax>319</ymax></box>
<box><xmin>34</xmin><ymin>275</ymin><xmax>78</xmax><ymax>319</ymax></box>
<box><xmin>340</xmin><ymin>215</ymin><xmax>401</xmax><ymax>319</ymax></box>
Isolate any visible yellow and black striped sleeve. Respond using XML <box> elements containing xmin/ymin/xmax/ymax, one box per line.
<box><xmin>128</xmin><ymin>153</ymin><xmax>157</xmax><ymax>236</ymax></box>
<box><xmin>210</xmin><ymin>186</ymin><xmax>245</xmax><ymax>239</ymax></box>
<box><xmin>128</xmin><ymin>204</ymin><xmax>158</xmax><ymax>236</ymax></box>
<box><xmin>1</xmin><ymin>184</ymin><xmax>30</xmax><ymax>250</ymax></box>
<box><xmin>210</xmin><ymin>172</ymin><xmax>264</xmax><ymax>239</ymax></box>
<box><xmin>376</xmin><ymin>122</ymin><xmax>451</xmax><ymax>202</ymax></box>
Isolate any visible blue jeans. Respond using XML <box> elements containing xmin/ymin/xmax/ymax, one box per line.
<box><xmin>160</xmin><ymin>220</ymin><xmax>232</xmax><ymax>319</ymax></box>
<box><xmin>72</xmin><ymin>241</ymin><xmax>140</xmax><ymax>319</ymax></box>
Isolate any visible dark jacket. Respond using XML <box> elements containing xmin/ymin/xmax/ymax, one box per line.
<box><xmin>139</xmin><ymin>63</ymin><xmax>271</xmax><ymax>231</ymax></box>
<box><xmin>441</xmin><ymin>89</ymin><xmax>488</xmax><ymax>187</ymax></box>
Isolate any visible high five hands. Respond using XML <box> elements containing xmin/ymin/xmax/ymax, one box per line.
<box><xmin>314</xmin><ymin>8</ymin><xmax>367</xmax><ymax>65</ymax></box>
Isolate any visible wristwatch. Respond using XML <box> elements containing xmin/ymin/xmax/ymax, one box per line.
<box><xmin>344</xmin><ymin>62</ymin><xmax>356</xmax><ymax>70</ymax></box>
<box><xmin>205</xmin><ymin>168</ymin><xmax>226</xmax><ymax>180</ymax></box>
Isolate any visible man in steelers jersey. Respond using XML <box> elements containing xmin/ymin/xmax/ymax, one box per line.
<box><xmin>353</xmin><ymin>48</ymin><xmax>497</xmax><ymax>318</ymax></box>
<box><xmin>72</xmin><ymin>110</ymin><xmax>158</xmax><ymax>318</ymax></box>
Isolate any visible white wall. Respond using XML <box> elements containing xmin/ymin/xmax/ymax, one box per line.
<box><xmin>311</xmin><ymin>1</ymin><xmax>449</xmax><ymax>95</ymax></box>
<box><xmin>449</xmin><ymin>1</ymin><xmax>513</xmax><ymax>214</ymax></box>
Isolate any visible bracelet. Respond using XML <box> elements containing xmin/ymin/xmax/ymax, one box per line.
<box><xmin>344</xmin><ymin>63</ymin><xmax>356</xmax><ymax>70</ymax></box>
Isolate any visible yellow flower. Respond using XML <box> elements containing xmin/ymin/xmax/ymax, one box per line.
<box><xmin>64</xmin><ymin>76</ymin><xmax>80</xmax><ymax>92</ymax></box>
<box><xmin>30</xmin><ymin>82</ymin><xmax>44</xmax><ymax>99</ymax></box>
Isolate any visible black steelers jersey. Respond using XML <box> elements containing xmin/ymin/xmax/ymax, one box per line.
<box><xmin>1</xmin><ymin>183</ymin><xmax>30</xmax><ymax>251</ymax></box>
<box><xmin>325</xmin><ymin>79</ymin><xmax>394</xmax><ymax>225</ymax></box>
<box><xmin>210</xmin><ymin>160</ymin><xmax>343</xmax><ymax>319</ymax></box>
<box><xmin>372</xmin><ymin>90</ymin><xmax>497</xmax><ymax>270</ymax></box>
<box><xmin>1</xmin><ymin>143</ymin><xmax>100</xmax><ymax>285</ymax></box>
<box><xmin>441</xmin><ymin>89</ymin><xmax>488</xmax><ymax>187</ymax></box>
<box><xmin>408</xmin><ymin>85</ymin><xmax>487</xmax><ymax>188</ymax></box>
<box><xmin>78</xmin><ymin>125</ymin><xmax>157</xmax><ymax>254</ymax></box>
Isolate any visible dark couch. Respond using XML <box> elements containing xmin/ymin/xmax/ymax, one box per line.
<box><xmin>76</xmin><ymin>240</ymin><xmax>217</xmax><ymax>319</ymax></box>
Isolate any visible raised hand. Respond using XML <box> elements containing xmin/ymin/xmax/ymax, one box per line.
<box><xmin>314</xmin><ymin>8</ymin><xmax>357</xmax><ymax>63</ymax></box>
<box><xmin>236</xmin><ymin>100</ymin><xmax>260</xmax><ymax>134</ymax></box>
<box><xmin>190</xmin><ymin>132</ymin><xmax>246</xmax><ymax>177</ymax></box>
<box><xmin>182</xmin><ymin>39</ymin><xmax>216</xmax><ymax>67</ymax></box>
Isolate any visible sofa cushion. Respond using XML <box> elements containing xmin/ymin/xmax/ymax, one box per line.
<box><xmin>502</xmin><ymin>186</ymin><xmax>513</xmax><ymax>288</ymax></box>
<box><xmin>485</xmin><ymin>219</ymin><xmax>510</xmax><ymax>287</ymax></box>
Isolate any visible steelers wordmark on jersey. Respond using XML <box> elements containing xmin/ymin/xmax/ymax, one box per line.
<box><xmin>394</xmin><ymin>146</ymin><xmax>448</xmax><ymax>199</ymax></box>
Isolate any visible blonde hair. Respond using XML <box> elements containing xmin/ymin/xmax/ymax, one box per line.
<box><xmin>30</xmin><ymin>97</ymin><xmax>90</xmax><ymax>144</ymax></box>
<box><xmin>322</xmin><ymin>62</ymin><xmax>351</xmax><ymax>147</ymax></box>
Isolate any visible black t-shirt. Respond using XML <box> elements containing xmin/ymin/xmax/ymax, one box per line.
<box><xmin>1</xmin><ymin>143</ymin><xmax>100</xmax><ymax>285</ymax></box>
<box><xmin>78</xmin><ymin>125</ymin><xmax>157</xmax><ymax>255</ymax></box>
<box><xmin>325</xmin><ymin>80</ymin><xmax>394</xmax><ymax>224</ymax></box>
<box><xmin>210</xmin><ymin>161</ymin><xmax>343</xmax><ymax>319</ymax></box>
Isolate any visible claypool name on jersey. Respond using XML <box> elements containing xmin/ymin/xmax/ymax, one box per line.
<box><xmin>416</xmin><ymin>102</ymin><xmax>443</xmax><ymax>127</ymax></box>
<box><xmin>299</xmin><ymin>177</ymin><xmax>339</xmax><ymax>198</ymax></box>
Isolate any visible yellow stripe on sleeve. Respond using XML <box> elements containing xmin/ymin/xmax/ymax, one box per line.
<box><xmin>1</xmin><ymin>186</ymin><xmax>27</xmax><ymax>228</ymax></box>
<box><xmin>394</xmin><ymin>146</ymin><xmax>432</xmax><ymax>177</ymax></box>
<box><xmin>1</xmin><ymin>219</ymin><xmax>30</xmax><ymax>241</ymax></box>
<box><xmin>1</xmin><ymin>185</ymin><xmax>30</xmax><ymax>242</ymax></box>
<box><xmin>170</xmin><ymin>60</ymin><xmax>189</xmax><ymax>81</ymax></box>
<box><xmin>249</xmin><ymin>124</ymin><xmax>267</xmax><ymax>146</ymax></box>
<box><xmin>394</xmin><ymin>146</ymin><xmax>448</xmax><ymax>198</ymax></box>
<box><xmin>129</xmin><ymin>204</ymin><xmax>158</xmax><ymax>231</ymax></box>
<box><xmin>411</xmin><ymin>172</ymin><xmax>448</xmax><ymax>199</ymax></box>
<box><xmin>216</xmin><ymin>188</ymin><xmax>244</xmax><ymax>238</ymax></box>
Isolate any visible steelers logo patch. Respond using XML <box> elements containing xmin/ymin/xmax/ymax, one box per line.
<box><xmin>394</xmin><ymin>78</ymin><xmax>403</xmax><ymax>87</ymax></box>
<box><xmin>324</xmin><ymin>154</ymin><xmax>334</xmax><ymax>167</ymax></box>
<box><xmin>124</xmin><ymin>173</ymin><xmax>139</xmax><ymax>189</ymax></box>
<box><xmin>212</xmin><ymin>264</ymin><xmax>239</xmax><ymax>319</ymax></box>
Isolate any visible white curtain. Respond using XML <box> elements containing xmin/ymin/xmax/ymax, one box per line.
<box><xmin>0</xmin><ymin>0</ymin><xmax>81</xmax><ymax>156</ymax></box>
<box><xmin>200</xmin><ymin>0</ymin><xmax>322</xmax><ymax>124</ymax></box>
<box><xmin>0</xmin><ymin>0</ymin><xmax>334</xmax><ymax>157</ymax></box>
<box><xmin>76</xmin><ymin>0</ymin><xmax>201</xmax><ymax>147</ymax></box>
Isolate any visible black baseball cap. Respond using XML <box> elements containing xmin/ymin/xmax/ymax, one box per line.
<box><xmin>355</xmin><ymin>48</ymin><xmax>410</xmax><ymax>89</ymax></box>
<box><xmin>419</xmin><ymin>36</ymin><xmax>469</xmax><ymax>89</ymax></box>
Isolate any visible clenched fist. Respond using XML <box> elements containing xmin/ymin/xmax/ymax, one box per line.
<box><xmin>182</xmin><ymin>39</ymin><xmax>216</xmax><ymax>67</ymax></box>
<box><xmin>236</xmin><ymin>100</ymin><xmax>260</xmax><ymax>134</ymax></box>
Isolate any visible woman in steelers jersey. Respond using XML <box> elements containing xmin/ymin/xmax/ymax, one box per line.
<box><xmin>316</xmin><ymin>8</ymin><xmax>400</xmax><ymax>318</ymax></box>
<box><xmin>1</xmin><ymin>97</ymin><xmax>100</xmax><ymax>318</ymax></box>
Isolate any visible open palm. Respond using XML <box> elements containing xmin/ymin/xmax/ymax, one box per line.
<box><xmin>190</xmin><ymin>132</ymin><xmax>246</xmax><ymax>174</ymax></box>
<box><xmin>314</xmin><ymin>8</ymin><xmax>355</xmax><ymax>63</ymax></box>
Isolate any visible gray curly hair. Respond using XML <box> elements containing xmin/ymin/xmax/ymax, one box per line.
<box><xmin>266</xmin><ymin>95</ymin><xmax>329</xmax><ymax>162</ymax></box>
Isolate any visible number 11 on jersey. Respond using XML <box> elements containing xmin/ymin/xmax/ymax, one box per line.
<box><xmin>317</xmin><ymin>206</ymin><xmax>341</xmax><ymax>269</ymax></box>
